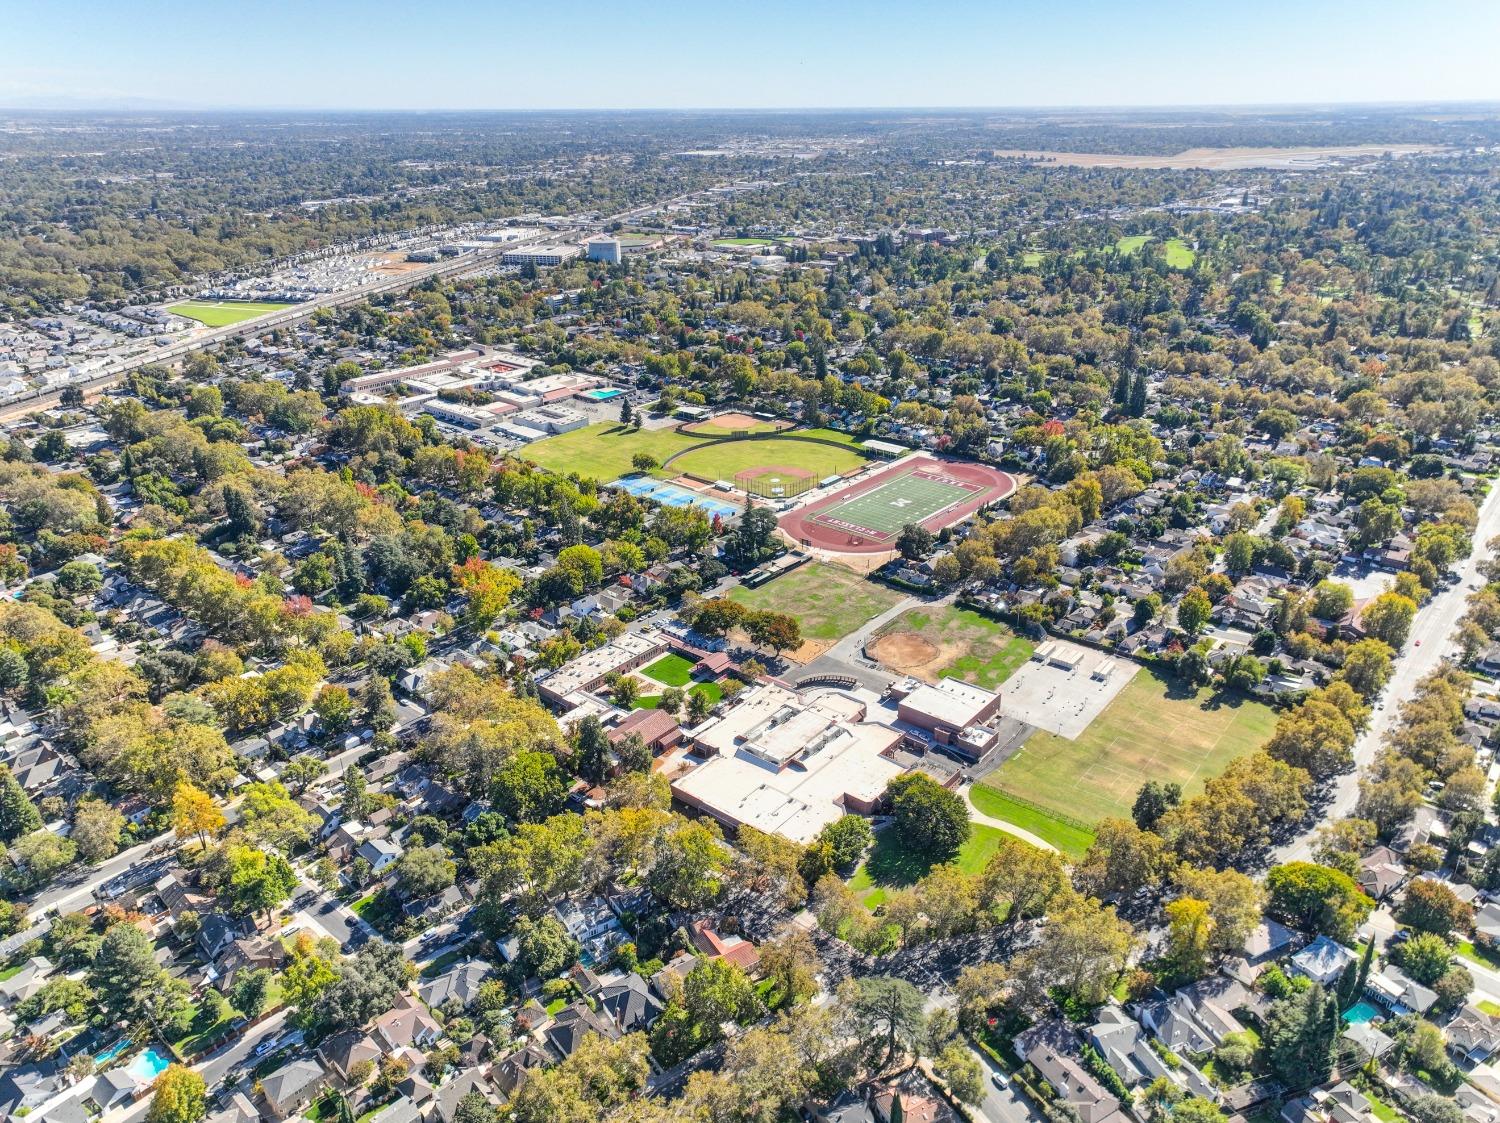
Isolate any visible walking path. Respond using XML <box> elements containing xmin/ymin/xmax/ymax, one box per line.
<box><xmin>959</xmin><ymin>783</ymin><xmax>1058</xmax><ymax>852</ymax></box>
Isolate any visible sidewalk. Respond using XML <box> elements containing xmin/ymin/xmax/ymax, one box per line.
<box><xmin>959</xmin><ymin>784</ymin><xmax>1057</xmax><ymax>853</ymax></box>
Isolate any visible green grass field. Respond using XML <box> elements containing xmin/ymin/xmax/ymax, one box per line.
<box><xmin>730</xmin><ymin>561</ymin><xmax>904</xmax><ymax>643</ymax></box>
<box><xmin>813</xmin><ymin>471</ymin><xmax>975</xmax><ymax>538</ymax></box>
<box><xmin>672</xmin><ymin>433</ymin><xmax>864</xmax><ymax>483</ymax></box>
<box><xmin>1110</xmin><ymin>235</ymin><xmax>1196</xmax><ymax>268</ymax></box>
<box><xmin>980</xmin><ymin>666</ymin><xmax>1276</xmax><ymax>825</ymax></box>
<box><xmin>874</xmin><ymin>605</ymin><xmax>1033</xmax><ymax>690</ymax></box>
<box><xmin>641</xmin><ymin>653</ymin><xmax>695</xmax><ymax>687</ymax></box>
<box><xmin>168</xmin><ymin>300</ymin><xmax>294</xmax><ymax>327</ymax></box>
<box><xmin>714</xmin><ymin>237</ymin><xmax>780</xmax><ymax>246</ymax></box>
<box><xmin>636</xmin><ymin>680</ymin><xmax>722</xmax><ymax>710</ymax></box>
<box><xmin>968</xmin><ymin>787</ymin><xmax>1096</xmax><ymax>857</ymax></box>
<box><xmin>848</xmin><ymin>822</ymin><xmax>1011</xmax><ymax>908</ymax></box>
<box><xmin>523</xmin><ymin>423</ymin><xmax>708</xmax><ymax>480</ymax></box>
<box><xmin>523</xmin><ymin>423</ymin><xmax>863</xmax><ymax>486</ymax></box>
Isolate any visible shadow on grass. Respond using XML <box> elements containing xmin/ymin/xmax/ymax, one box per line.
<box><xmin>862</xmin><ymin>829</ymin><xmax>939</xmax><ymax>890</ymax></box>
<box><xmin>1146</xmin><ymin>663</ymin><xmax>1251</xmax><ymax>711</ymax></box>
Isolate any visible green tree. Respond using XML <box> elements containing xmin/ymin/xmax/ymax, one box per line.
<box><xmin>0</xmin><ymin>763</ymin><xmax>41</xmax><ymax>842</ymax></box>
<box><xmin>1265</xmin><ymin>984</ymin><xmax>1337</xmax><ymax>1090</ymax></box>
<box><xmin>71</xmin><ymin>797</ymin><xmax>125</xmax><ymax>863</ymax></box>
<box><xmin>90</xmin><ymin>921</ymin><xmax>169</xmax><ymax>1024</ymax></box>
<box><xmin>818</xmin><ymin>814</ymin><xmax>874</xmax><ymax>872</ymax></box>
<box><xmin>492</xmin><ymin>750</ymin><xmax>568</xmax><ymax>824</ymax></box>
<box><xmin>224</xmin><ymin>844</ymin><xmax>299</xmax><ymax>926</ymax></box>
<box><xmin>848</xmin><ymin>975</ymin><xmax>927</xmax><ymax>1072</ymax></box>
<box><xmin>1266</xmin><ymin>862</ymin><xmax>1372</xmax><ymax>941</ymax></box>
<box><xmin>684</xmin><ymin>956</ymin><xmax>761</xmax><ymax>1036</ymax></box>
<box><xmin>934</xmin><ymin>1042</ymin><xmax>985</xmax><ymax>1105</ymax></box>
<box><xmin>884</xmin><ymin>773</ymin><xmax>970</xmax><ymax>864</ymax></box>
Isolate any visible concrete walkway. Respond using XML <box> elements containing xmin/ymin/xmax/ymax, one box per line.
<box><xmin>959</xmin><ymin>783</ymin><xmax>1058</xmax><ymax>853</ymax></box>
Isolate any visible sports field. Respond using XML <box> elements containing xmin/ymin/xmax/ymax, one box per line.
<box><xmin>523</xmin><ymin>423</ymin><xmax>708</xmax><ymax>480</ymax></box>
<box><xmin>870</xmin><ymin>605</ymin><xmax>1033</xmax><ymax>690</ymax></box>
<box><xmin>729</xmin><ymin>561</ymin><xmax>903</xmax><ymax>645</ymax></box>
<box><xmin>671</xmin><ymin>434</ymin><xmax>863</xmax><ymax>483</ymax></box>
<box><xmin>811</xmin><ymin>470</ymin><xmax>980</xmax><ymax>540</ymax></box>
<box><xmin>978</xmin><ymin>666</ymin><xmax>1277</xmax><ymax>825</ymax></box>
<box><xmin>168</xmin><ymin>300</ymin><xmax>294</xmax><ymax>327</ymax></box>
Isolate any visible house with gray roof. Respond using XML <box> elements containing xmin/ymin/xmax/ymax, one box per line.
<box><xmin>261</xmin><ymin>1057</ymin><xmax>327</xmax><ymax>1119</ymax></box>
<box><xmin>1291</xmin><ymin>936</ymin><xmax>1357</xmax><ymax>987</ymax></box>
<box><xmin>417</xmin><ymin>958</ymin><xmax>492</xmax><ymax>1011</ymax></box>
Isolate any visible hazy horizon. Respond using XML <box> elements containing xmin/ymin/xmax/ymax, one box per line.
<box><xmin>9</xmin><ymin>0</ymin><xmax>1500</xmax><ymax>113</ymax></box>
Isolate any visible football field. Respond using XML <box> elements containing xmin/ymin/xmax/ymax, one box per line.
<box><xmin>810</xmin><ymin>470</ymin><xmax>979</xmax><ymax>539</ymax></box>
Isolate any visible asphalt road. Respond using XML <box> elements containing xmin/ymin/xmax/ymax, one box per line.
<box><xmin>1274</xmin><ymin>477</ymin><xmax>1500</xmax><ymax>864</ymax></box>
<box><xmin>970</xmin><ymin>1042</ymin><xmax>1046</xmax><ymax>1123</ymax></box>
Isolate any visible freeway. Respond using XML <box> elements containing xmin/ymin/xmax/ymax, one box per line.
<box><xmin>1274</xmin><ymin>477</ymin><xmax>1500</xmax><ymax>864</ymax></box>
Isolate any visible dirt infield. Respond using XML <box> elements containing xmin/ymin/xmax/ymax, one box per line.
<box><xmin>779</xmin><ymin>455</ymin><xmax>1016</xmax><ymax>555</ymax></box>
<box><xmin>868</xmin><ymin>632</ymin><xmax>940</xmax><ymax>671</ymax></box>
<box><xmin>990</xmin><ymin>144</ymin><xmax>1449</xmax><ymax>169</ymax></box>
<box><xmin>681</xmin><ymin>412</ymin><xmax>790</xmax><ymax>435</ymax></box>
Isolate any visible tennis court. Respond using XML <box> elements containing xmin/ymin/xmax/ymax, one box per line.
<box><xmin>810</xmin><ymin>470</ymin><xmax>980</xmax><ymax>540</ymax></box>
<box><xmin>611</xmin><ymin>475</ymin><xmax>742</xmax><ymax>518</ymax></box>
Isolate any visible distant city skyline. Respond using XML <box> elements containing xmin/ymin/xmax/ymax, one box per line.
<box><xmin>7</xmin><ymin>0</ymin><xmax>1500</xmax><ymax>112</ymax></box>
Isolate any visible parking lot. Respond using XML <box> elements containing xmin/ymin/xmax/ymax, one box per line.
<box><xmin>994</xmin><ymin>639</ymin><xmax>1137</xmax><ymax>739</ymax></box>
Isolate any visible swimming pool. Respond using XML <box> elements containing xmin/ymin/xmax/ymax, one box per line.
<box><xmin>123</xmin><ymin>1048</ymin><xmax>172</xmax><ymax>1084</ymax></box>
<box><xmin>1344</xmin><ymin>1001</ymin><xmax>1383</xmax><ymax>1025</ymax></box>
<box><xmin>95</xmin><ymin>1038</ymin><xmax>130</xmax><ymax>1064</ymax></box>
<box><xmin>581</xmin><ymin>388</ymin><xmax>623</xmax><ymax>401</ymax></box>
<box><xmin>611</xmin><ymin>475</ymin><xmax>742</xmax><ymax>519</ymax></box>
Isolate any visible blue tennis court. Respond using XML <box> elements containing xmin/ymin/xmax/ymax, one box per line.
<box><xmin>612</xmin><ymin>475</ymin><xmax>742</xmax><ymax>518</ymax></box>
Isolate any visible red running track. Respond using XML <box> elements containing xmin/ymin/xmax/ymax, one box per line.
<box><xmin>778</xmin><ymin>454</ymin><xmax>1017</xmax><ymax>554</ymax></box>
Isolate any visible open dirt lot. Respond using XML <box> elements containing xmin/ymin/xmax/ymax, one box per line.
<box><xmin>868</xmin><ymin>605</ymin><xmax>1032</xmax><ymax>689</ymax></box>
<box><xmin>990</xmin><ymin>144</ymin><xmax>1449</xmax><ymax>169</ymax></box>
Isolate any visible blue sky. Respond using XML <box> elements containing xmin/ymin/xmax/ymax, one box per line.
<box><xmin>5</xmin><ymin>0</ymin><xmax>1499</xmax><ymax>110</ymax></box>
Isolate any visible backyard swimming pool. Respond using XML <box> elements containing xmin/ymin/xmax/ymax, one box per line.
<box><xmin>95</xmin><ymin>1038</ymin><xmax>130</xmax><ymax>1064</ymax></box>
<box><xmin>1344</xmin><ymin>1000</ymin><xmax>1383</xmax><ymax>1025</ymax></box>
<box><xmin>611</xmin><ymin>475</ymin><xmax>742</xmax><ymax>518</ymax></box>
<box><xmin>123</xmin><ymin>1047</ymin><xmax>172</xmax><ymax>1084</ymax></box>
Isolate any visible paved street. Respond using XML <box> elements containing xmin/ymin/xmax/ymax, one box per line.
<box><xmin>970</xmin><ymin>1043</ymin><xmax>1044</xmax><ymax>1123</ymax></box>
<box><xmin>1275</xmin><ymin>477</ymin><xmax>1500</xmax><ymax>864</ymax></box>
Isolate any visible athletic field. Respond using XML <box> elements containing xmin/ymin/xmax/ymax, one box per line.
<box><xmin>978</xmin><ymin>666</ymin><xmax>1277</xmax><ymax>825</ymax></box>
<box><xmin>168</xmin><ymin>300</ymin><xmax>294</xmax><ymax>327</ymax></box>
<box><xmin>810</xmin><ymin>469</ymin><xmax>980</xmax><ymax>540</ymax></box>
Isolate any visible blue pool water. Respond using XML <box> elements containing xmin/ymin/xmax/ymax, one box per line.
<box><xmin>123</xmin><ymin>1048</ymin><xmax>171</xmax><ymax>1083</ymax></box>
<box><xmin>95</xmin><ymin>1038</ymin><xmax>129</xmax><ymax>1064</ymax></box>
<box><xmin>581</xmin><ymin>388</ymin><xmax>623</xmax><ymax>401</ymax></box>
<box><xmin>1344</xmin><ymin>1001</ymin><xmax>1383</xmax><ymax>1025</ymax></box>
<box><xmin>612</xmin><ymin>475</ymin><xmax>742</xmax><ymax>519</ymax></box>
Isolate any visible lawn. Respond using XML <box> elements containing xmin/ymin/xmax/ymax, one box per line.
<box><xmin>0</xmin><ymin>964</ymin><xmax>22</xmax><ymax>982</ymax></box>
<box><xmin>349</xmin><ymin>893</ymin><xmax>377</xmax><ymax>917</ymax></box>
<box><xmin>848</xmin><ymin>822</ymin><xmax>1012</xmax><ymax>909</ymax></box>
<box><xmin>714</xmin><ymin>237</ymin><xmax>780</xmax><ymax>246</ymax></box>
<box><xmin>1480</xmin><ymin>999</ymin><xmax>1500</xmax><ymax>1017</ymax></box>
<box><xmin>641</xmin><ymin>653</ymin><xmax>696</xmax><ymax>687</ymax></box>
<box><xmin>872</xmin><ymin>605</ymin><xmax>1033</xmax><ymax>690</ymax></box>
<box><xmin>1021</xmin><ymin>250</ymin><xmax>1045</xmax><ymax>267</ymax></box>
<box><xmin>980</xmin><ymin>665</ymin><xmax>1277</xmax><ymax>826</ymax></box>
<box><xmin>671</xmin><ymin>433</ymin><xmax>864</xmax><ymax>483</ymax></box>
<box><xmin>1110</xmin><ymin>235</ymin><xmax>1196</xmax><ymax>268</ymax></box>
<box><xmin>167</xmin><ymin>300</ymin><xmax>294</xmax><ymax>327</ymax></box>
<box><xmin>1457</xmin><ymin>940</ymin><xmax>1500</xmax><ymax>971</ymax></box>
<box><xmin>730</xmin><ymin>562</ymin><xmax>904</xmax><ymax>643</ymax></box>
<box><xmin>523</xmin><ymin>423</ymin><xmax>709</xmax><ymax>482</ymax></box>
<box><xmin>968</xmin><ymin>787</ymin><xmax>1097</xmax><ymax>857</ymax></box>
<box><xmin>636</xmin><ymin>681</ymin><xmax>722</xmax><ymax>709</ymax></box>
